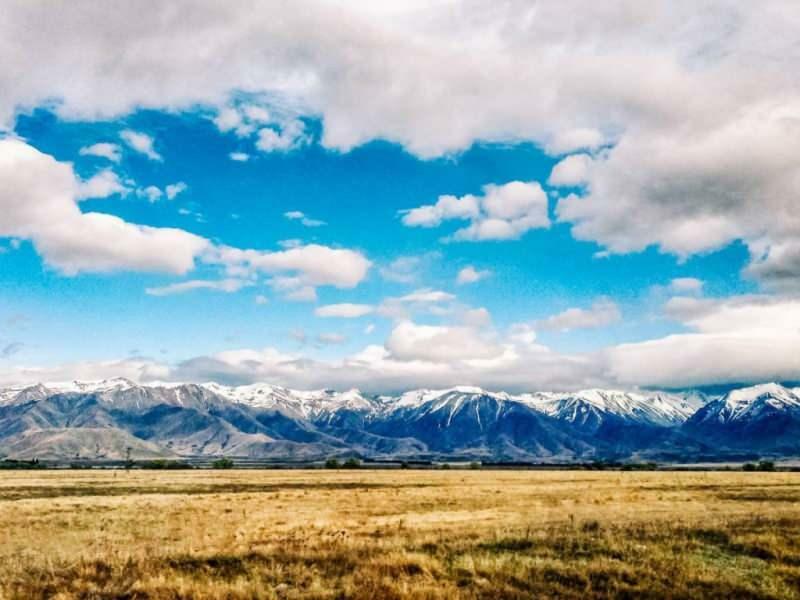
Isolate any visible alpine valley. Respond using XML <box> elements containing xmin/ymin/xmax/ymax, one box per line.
<box><xmin>1</xmin><ymin>379</ymin><xmax>799</xmax><ymax>463</ymax></box>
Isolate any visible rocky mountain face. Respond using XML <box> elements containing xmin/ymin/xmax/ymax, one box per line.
<box><xmin>0</xmin><ymin>379</ymin><xmax>798</xmax><ymax>462</ymax></box>
<box><xmin>684</xmin><ymin>383</ymin><xmax>800</xmax><ymax>454</ymax></box>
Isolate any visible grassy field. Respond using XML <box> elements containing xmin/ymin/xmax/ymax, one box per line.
<box><xmin>1</xmin><ymin>469</ymin><xmax>800</xmax><ymax>598</ymax></box>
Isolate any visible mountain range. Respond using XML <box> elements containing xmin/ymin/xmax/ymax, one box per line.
<box><xmin>1</xmin><ymin>379</ymin><xmax>799</xmax><ymax>462</ymax></box>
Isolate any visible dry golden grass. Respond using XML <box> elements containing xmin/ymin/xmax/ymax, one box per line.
<box><xmin>1</xmin><ymin>469</ymin><xmax>800</xmax><ymax>598</ymax></box>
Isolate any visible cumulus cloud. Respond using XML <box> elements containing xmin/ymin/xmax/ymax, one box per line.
<box><xmin>385</xmin><ymin>320</ymin><xmax>503</xmax><ymax>363</ymax></box>
<box><xmin>78</xmin><ymin>142</ymin><xmax>121</xmax><ymax>163</ymax></box>
<box><xmin>6</xmin><ymin>295</ymin><xmax>800</xmax><ymax>391</ymax></box>
<box><xmin>607</xmin><ymin>296</ymin><xmax>800</xmax><ymax>388</ymax></box>
<box><xmin>376</xmin><ymin>288</ymin><xmax>456</xmax><ymax>320</ymax></box>
<box><xmin>315</xmin><ymin>303</ymin><xmax>374</xmax><ymax>318</ymax></box>
<box><xmin>537</xmin><ymin>299</ymin><xmax>622</xmax><ymax>332</ymax></box>
<box><xmin>402</xmin><ymin>181</ymin><xmax>549</xmax><ymax>241</ymax></box>
<box><xmin>547</xmin><ymin>154</ymin><xmax>592</xmax><ymax>187</ymax></box>
<box><xmin>284</xmin><ymin>210</ymin><xmax>326</xmax><ymax>227</ymax></box>
<box><xmin>136</xmin><ymin>185</ymin><xmax>163</xmax><ymax>203</ymax></box>
<box><xmin>0</xmin><ymin>138</ymin><xmax>209</xmax><ymax>275</ymax></box>
<box><xmin>2</xmin><ymin>139</ymin><xmax>371</xmax><ymax>294</ymax></box>
<box><xmin>120</xmin><ymin>130</ymin><xmax>161</xmax><ymax>161</ymax></box>
<box><xmin>145</xmin><ymin>278</ymin><xmax>250</xmax><ymax>296</ymax></box>
<box><xmin>544</xmin><ymin>128</ymin><xmax>606</xmax><ymax>156</ymax></box>
<box><xmin>229</xmin><ymin>152</ymin><xmax>250</xmax><ymax>162</ymax></box>
<box><xmin>456</xmin><ymin>266</ymin><xmax>490</xmax><ymax>285</ymax></box>
<box><xmin>256</xmin><ymin>119</ymin><xmax>310</xmax><ymax>152</ymax></box>
<box><xmin>1</xmin><ymin>2</ymin><xmax>797</xmax><ymax>283</ymax></box>
<box><xmin>165</xmin><ymin>182</ymin><xmax>188</xmax><ymax>200</ymax></box>
<box><xmin>668</xmin><ymin>277</ymin><xmax>704</xmax><ymax>295</ymax></box>
<box><xmin>77</xmin><ymin>169</ymin><xmax>129</xmax><ymax>200</ymax></box>
<box><xmin>212</xmin><ymin>244</ymin><xmax>370</xmax><ymax>296</ymax></box>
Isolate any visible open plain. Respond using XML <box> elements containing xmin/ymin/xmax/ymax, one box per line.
<box><xmin>1</xmin><ymin>469</ymin><xmax>800</xmax><ymax>599</ymax></box>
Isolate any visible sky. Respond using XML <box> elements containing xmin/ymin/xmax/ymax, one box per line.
<box><xmin>1</xmin><ymin>1</ymin><xmax>799</xmax><ymax>392</ymax></box>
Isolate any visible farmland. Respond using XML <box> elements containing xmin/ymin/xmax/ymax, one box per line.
<box><xmin>1</xmin><ymin>469</ymin><xmax>799</xmax><ymax>598</ymax></box>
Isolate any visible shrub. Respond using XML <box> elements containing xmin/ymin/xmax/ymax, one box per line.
<box><xmin>343</xmin><ymin>458</ymin><xmax>361</xmax><ymax>469</ymax></box>
<box><xmin>0</xmin><ymin>459</ymin><xmax>44</xmax><ymax>470</ymax></box>
<box><xmin>324</xmin><ymin>458</ymin><xmax>340</xmax><ymax>469</ymax></box>
<box><xmin>469</xmin><ymin>462</ymin><xmax>481</xmax><ymax>470</ymax></box>
<box><xmin>140</xmin><ymin>460</ymin><xmax>193</xmax><ymax>470</ymax></box>
<box><xmin>211</xmin><ymin>458</ymin><xmax>235</xmax><ymax>470</ymax></box>
<box><xmin>743</xmin><ymin>461</ymin><xmax>776</xmax><ymax>472</ymax></box>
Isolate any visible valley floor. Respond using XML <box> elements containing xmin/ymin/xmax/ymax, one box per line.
<box><xmin>1</xmin><ymin>470</ymin><xmax>800</xmax><ymax>598</ymax></box>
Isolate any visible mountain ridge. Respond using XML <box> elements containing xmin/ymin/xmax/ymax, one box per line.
<box><xmin>1</xmin><ymin>380</ymin><xmax>799</xmax><ymax>462</ymax></box>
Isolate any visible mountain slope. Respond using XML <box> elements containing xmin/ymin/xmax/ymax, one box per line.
<box><xmin>684</xmin><ymin>383</ymin><xmax>800</xmax><ymax>452</ymax></box>
<box><xmin>11</xmin><ymin>378</ymin><xmax>800</xmax><ymax>462</ymax></box>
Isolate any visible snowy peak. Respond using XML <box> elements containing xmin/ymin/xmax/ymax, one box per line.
<box><xmin>46</xmin><ymin>377</ymin><xmax>138</xmax><ymax>394</ymax></box>
<box><xmin>693</xmin><ymin>383</ymin><xmax>800</xmax><ymax>425</ymax></box>
<box><xmin>203</xmin><ymin>382</ymin><xmax>376</xmax><ymax>419</ymax></box>
<box><xmin>521</xmin><ymin>389</ymin><xmax>695</xmax><ymax>428</ymax></box>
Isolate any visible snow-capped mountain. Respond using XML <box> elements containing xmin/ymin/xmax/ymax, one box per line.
<box><xmin>684</xmin><ymin>383</ymin><xmax>800</xmax><ymax>452</ymax></box>
<box><xmin>688</xmin><ymin>383</ymin><xmax>800</xmax><ymax>425</ymax></box>
<box><xmin>522</xmin><ymin>389</ymin><xmax>699</xmax><ymax>431</ymax></box>
<box><xmin>1</xmin><ymin>378</ymin><xmax>797</xmax><ymax>461</ymax></box>
<box><xmin>204</xmin><ymin>383</ymin><xmax>377</xmax><ymax>420</ymax></box>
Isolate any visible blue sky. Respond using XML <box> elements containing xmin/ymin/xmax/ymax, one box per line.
<box><xmin>0</xmin><ymin>2</ymin><xmax>798</xmax><ymax>392</ymax></box>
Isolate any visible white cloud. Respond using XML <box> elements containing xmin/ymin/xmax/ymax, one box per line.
<box><xmin>1</xmin><ymin>3</ymin><xmax>797</xmax><ymax>283</ymax></box>
<box><xmin>401</xmin><ymin>194</ymin><xmax>479</xmax><ymax>228</ymax></box>
<box><xmin>456</xmin><ymin>266</ymin><xmax>490</xmax><ymax>285</ymax></box>
<box><xmin>537</xmin><ymin>298</ymin><xmax>622</xmax><ymax>332</ymax></box>
<box><xmin>229</xmin><ymin>152</ymin><xmax>250</xmax><ymax>162</ymax></box>
<box><xmin>544</xmin><ymin>128</ymin><xmax>605</xmax><ymax>156</ymax></box>
<box><xmin>284</xmin><ymin>210</ymin><xmax>326</xmax><ymax>227</ymax></box>
<box><xmin>137</xmin><ymin>185</ymin><xmax>163</xmax><ymax>203</ymax></box>
<box><xmin>402</xmin><ymin>181</ymin><xmax>549</xmax><ymax>241</ymax></box>
<box><xmin>385</xmin><ymin>320</ymin><xmax>502</xmax><ymax>363</ymax></box>
<box><xmin>744</xmin><ymin>239</ymin><xmax>800</xmax><ymax>291</ymax></box>
<box><xmin>376</xmin><ymin>288</ymin><xmax>456</xmax><ymax>320</ymax></box>
<box><xmin>315</xmin><ymin>303</ymin><xmax>374</xmax><ymax>318</ymax></box>
<box><xmin>663</xmin><ymin>295</ymin><xmax>800</xmax><ymax>334</ymax></box>
<box><xmin>548</xmin><ymin>154</ymin><xmax>592</xmax><ymax>187</ymax></box>
<box><xmin>4</xmin><ymin>293</ymin><xmax>800</xmax><ymax>393</ymax></box>
<box><xmin>78</xmin><ymin>142</ymin><xmax>121</xmax><ymax>163</ymax></box>
<box><xmin>668</xmin><ymin>277</ymin><xmax>704</xmax><ymax>295</ymax></box>
<box><xmin>397</xmin><ymin>289</ymin><xmax>454</xmax><ymax>304</ymax></box>
<box><xmin>0</xmin><ymin>138</ymin><xmax>208</xmax><ymax>275</ymax></box>
<box><xmin>462</xmin><ymin>307</ymin><xmax>492</xmax><ymax>328</ymax></box>
<box><xmin>256</xmin><ymin>119</ymin><xmax>310</xmax><ymax>153</ymax></box>
<box><xmin>607</xmin><ymin>295</ymin><xmax>800</xmax><ymax>388</ymax></box>
<box><xmin>165</xmin><ymin>182</ymin><xmax>188</xmax><ymax>200</ymax></box>
<box><xmin>255</xmin><ymin>294</ymin><xmax>269</xmax><ymax>305</ymax></box>
<box><xmin>120</xmin><ymin>130</ymin><xmax>162</xmax><ymax>161</ymax></box>
<box><xmin>145</xmin><ymin>278</ymin><xmax>250</xmax><ymax>296</ymax></box>
<box><xmin>212</xmin><ymin>243</ymin><xmax>370</xmax><ymax>290</ymax></box>
<box><xmin>77</xmin><ymin>170</ymin><xmax>129</xmax><ymax>200</ymax></box>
